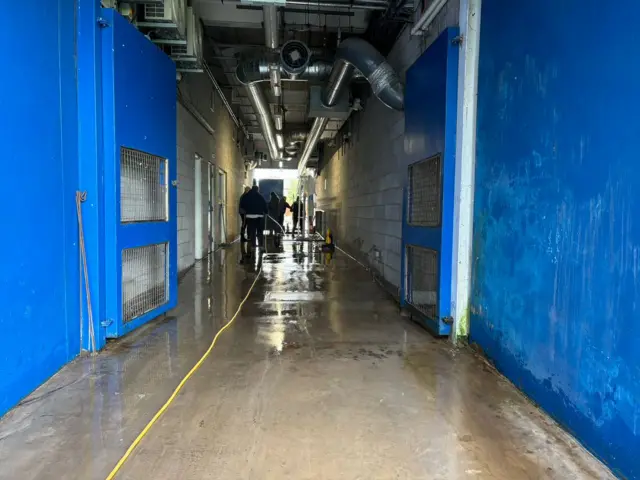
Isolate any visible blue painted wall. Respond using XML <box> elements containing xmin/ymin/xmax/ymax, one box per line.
<box><xmin>472</xmin><ymin>1</ymin><xmax>640</xmax><ymax>477</ymax></box>
<box><xmin>0</xmin><ymin>1</ymin><xmax>80</xmax><ymax>415</ymax></box>
<box><xmin>0</xmin><ymin>3</ymin><xmax>177</xmax><ymax>417</ymax></box>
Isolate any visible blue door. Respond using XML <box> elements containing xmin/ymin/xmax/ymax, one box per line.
<box><xmin>259</xmin><ymin>179</ymin><xmax>284</xmax><ymax>202</ymax></box>
<box><xmin>400</xmin><ymin>28</ymin><xmax>459</xmax><ymax>336</ymax></box>
<box><xmin>101</xmin><ymin>10</ymin><xmax>178</xmax><ymax>338</ymax></box>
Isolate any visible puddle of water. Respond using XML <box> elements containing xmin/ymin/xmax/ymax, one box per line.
<box><xmin>264</xmin><ymin>292</ymin><xmax>326</xmax><ymax>302</ymax></box>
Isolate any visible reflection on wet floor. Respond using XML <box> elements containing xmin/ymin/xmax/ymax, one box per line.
<box><xmin>0</xmin><ymin>239</ymin><xmax>614</xmax><ymax>480</ymax></box>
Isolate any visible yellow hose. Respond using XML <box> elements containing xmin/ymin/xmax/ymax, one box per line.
<box><xmin>105</xmin><ymin>262</ymin><xmax>264</xmax><ymax>479</ymax></box>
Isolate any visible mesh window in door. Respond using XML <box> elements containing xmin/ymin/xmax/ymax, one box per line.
<box><xmin>406</xmin><ymin>245</ymin><xmax>438</xmax><ymax>319</ymax></box>
<box><xmin>122</xmin><ymin>243</ymin><xmax>168</xmax><ymax>323</ymax></box>
<box><xmin>408</xmin><ymin>154</ymin><xmax>442</xmax><ymax>227</ymax></box>
<box><xmin>120</xmin><ymin>147</ymin><xmax>168</xmax><ymax>223</ymax></box>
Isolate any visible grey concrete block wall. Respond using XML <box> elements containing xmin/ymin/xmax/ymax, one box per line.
<box><xmin>175</xmin><ymin>73</ymin><xmax>248</xmax><ymax>274</ymax></box>
<box><xmin>315</xmin><ymin>1</ymin><xmax>459</xmax><ymax>292</ymax></box>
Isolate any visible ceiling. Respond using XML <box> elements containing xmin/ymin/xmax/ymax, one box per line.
<box><xmin>193</xmin><ymin>0</ymin><xmax>411</xmax><ymax>167</ymax></box>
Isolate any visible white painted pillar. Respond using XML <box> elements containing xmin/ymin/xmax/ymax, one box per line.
<box><xmin>451</xmin><ymin>0</ymin><xmax>482</xmax><ymax>342</ymax></box>
<box><xmin>194</xmin><ymin>155</ymin><xmax>204</xmax><ymax>260</ymax></box>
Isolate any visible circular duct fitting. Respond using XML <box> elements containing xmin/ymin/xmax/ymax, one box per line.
<box><xmin>284</xmin><ymin>146</ymin><xmax>299</xmax><ymax>156</ymax></box>
<box><xmin>280</xmin><ymin>40</ymin><xmax>311</xmax><ymax>77</ymax></box>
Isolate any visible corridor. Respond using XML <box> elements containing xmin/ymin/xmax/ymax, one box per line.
<box><xmin>0</xmin><ymin>241</ymin><xmax>612</xmax><ymax>479</ymax></box>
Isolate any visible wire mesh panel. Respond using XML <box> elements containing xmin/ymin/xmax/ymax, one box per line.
<box><xmin>144</xmin><ymin>2</ymin><xmax>166</xmax><ymax>19</ymax></box>
<box><xmin>408</xmin><ymin>154</ymin><xmax>442</xmax><ymax>227</ymax></box>
<box><xmin>406</xmin><ymin>245</ymin><xmax>438</xmax><ymax>319</ymax></box>
<box><xmin>120</xmin><ymin>147</ymin><xmax>168</xmax><ymax>223</ymax></box>
<box><xmin>122</xmin><ymin>242</ymin><xmax>168</xmax><ymax>323</ymax></box>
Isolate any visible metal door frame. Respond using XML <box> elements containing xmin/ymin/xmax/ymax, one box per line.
<box><xmin>101</xmin><ymin>10</ymin><xmax>178</xmax><ymax>338</ymax></box>
<box><xmin>207</xmin><ymin>162</ymin><xmax>215</xmax><ymax>253</ymax></box>
<box><xmin>399</xmin><ymin>27</ymin><xmax>460</xmax><ymax>337</ymax></box>
<box><xmin>216</xmin><ymin>167</ymin><xmax>227</xmax><ymax>245</ymax></box>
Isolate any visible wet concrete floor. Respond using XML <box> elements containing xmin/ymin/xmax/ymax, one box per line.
<box><xmin>0</xmin><ymin>240</ymin><xmax>614</xmax><ymax>479</ymax></box>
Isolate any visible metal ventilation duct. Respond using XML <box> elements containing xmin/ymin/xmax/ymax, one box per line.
<box><xmin>235</xmin><ymin>58</ymin><xmax>332</xmax><ymax>84</ymax></box>
<box><xmin>297</xmin><ymin>37</ymin><xmax>404</xmax><ymax>174</ymax></box>
<box><xmin>263</xmin><ymin>4</ymin><xmax>279</xmax><ymax>50</ymax></box>
<box><xmin>280</xmin><ymin>40</ymin><xmax>312</xmax><ymax>78</ymax></box>
<box><xmin>245</xmin><ymin>83</ymin><xmax>281</xmax><ymax>161</ymax></box>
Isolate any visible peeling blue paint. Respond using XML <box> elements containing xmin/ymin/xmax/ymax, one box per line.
<box><xmin>472</xmin><ymin>1</ymin><xmax>640</xmax><ymax>478</ymax></box>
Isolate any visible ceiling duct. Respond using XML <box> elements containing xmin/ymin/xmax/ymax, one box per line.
<box><xmin>263</xmin><ymin>4</ymin><xmax>279</xmax><ymax>50</ymax></box>
<box><xmin>236</xmin><ymin>58</ymin><xmax>332</xmax><ymax>84</ymax></box>
<box><xmin>297</xmin><ymin>37</ymin><xmax>404</xmax><ymax>174</ymax></box>
<box><xmin>245</xmin><ymin>83</ymin><xmax>281</xmax><ymax>161</ymax></box>
<box><xmin>280</xmin><ymin>40</ymin><xmax>312</xmax><ymax>78</ymax></box>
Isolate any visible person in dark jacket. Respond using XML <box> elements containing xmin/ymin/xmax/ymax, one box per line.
<box><xmin>267</xmin><ymin>192</ymin><xmax>280</xmax><ymax>235</ymax></box>
<box><xmin>279</xmin><ymin>196</ymin><xmax>290</xmax><ymax>233</ymax></box>
<box><xmin>239</xmin><ymin>185</ymin><xmax>267</xmax><ymax>249</ymax></box>
<box><xmin>238</xmin><ymin>186</ymin><xmax>251</xmax><ymax>242</ymax></box>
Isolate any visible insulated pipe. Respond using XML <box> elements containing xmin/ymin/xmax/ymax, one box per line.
<box><xmin>297</xmin><ymin>38</ymin><xmax>404</xmax><ymax>173</ymax></box>
<box><xmin>326</xmin><ymin>37</ymin><xmax>404</xmax><ymax>110</ymax></box>
<box><xmin>246</xmin><ymin>82</ymin><xmax>281</xmax><ymax>160</ymax></box>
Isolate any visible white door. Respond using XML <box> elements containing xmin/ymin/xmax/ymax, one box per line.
<box><xmin>208</xmin><ymin>163</ymin><xmax>215</xmax><ymax>252</ymax></box>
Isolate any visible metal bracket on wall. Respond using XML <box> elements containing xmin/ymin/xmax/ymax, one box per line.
<box><xmin>97</xmin><ymin>17</ymin><xmax>110</xmax><ymax>28</ymax></box>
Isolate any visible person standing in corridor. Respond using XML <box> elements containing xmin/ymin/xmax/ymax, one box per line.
<box><xmin>292</xmin><ymin>196</ymin><xmax>305</xmax><ymax>235</ymax></box>
<box><xmin>279</xmin><ymin>196</ymin><xmax>290</xmax><ymax>233</ymax></box>
<box><xmin>238</xmin><ymin>186</ymin><xmax>251</xmax><ymax>242</ymax></box>
<box><xmin>239</xmin><ymin>184</ymin><xmax>267</xmax><ymax>251</ymax></box>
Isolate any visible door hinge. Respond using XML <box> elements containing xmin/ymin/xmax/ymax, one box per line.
<box><xmin>97</xmin><ymin>17</ymin><xmax>110</xmax><ymax>28</ymax></box>
<box><xmin>101</xmin><ymin>318</ymin><xmax>114</xmax><ymax>328</ymax></box>
<box><xmin>452</xmin><ymin>35</ymin><xmax>464</xmax><ymax>46</ymax></box>
<box><xmin>442</xmin><ymin>316</ymin><xmax>454</xmax><ymax>325</ymax></box>
<box><xmin>171</xmin><ymin>180</ymin><xmax>179</xmax><ymax>187</ymax></box>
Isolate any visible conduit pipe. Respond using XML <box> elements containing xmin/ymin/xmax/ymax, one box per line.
<box><xmin>297</xmin><ymin>37</ymin><xmax>404</xmax><ymax>174</ymax></box>
<box><xmin>411</xmin><ymin>0</ymin><xmax>448</xmax><ymax>35</ymax></box>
